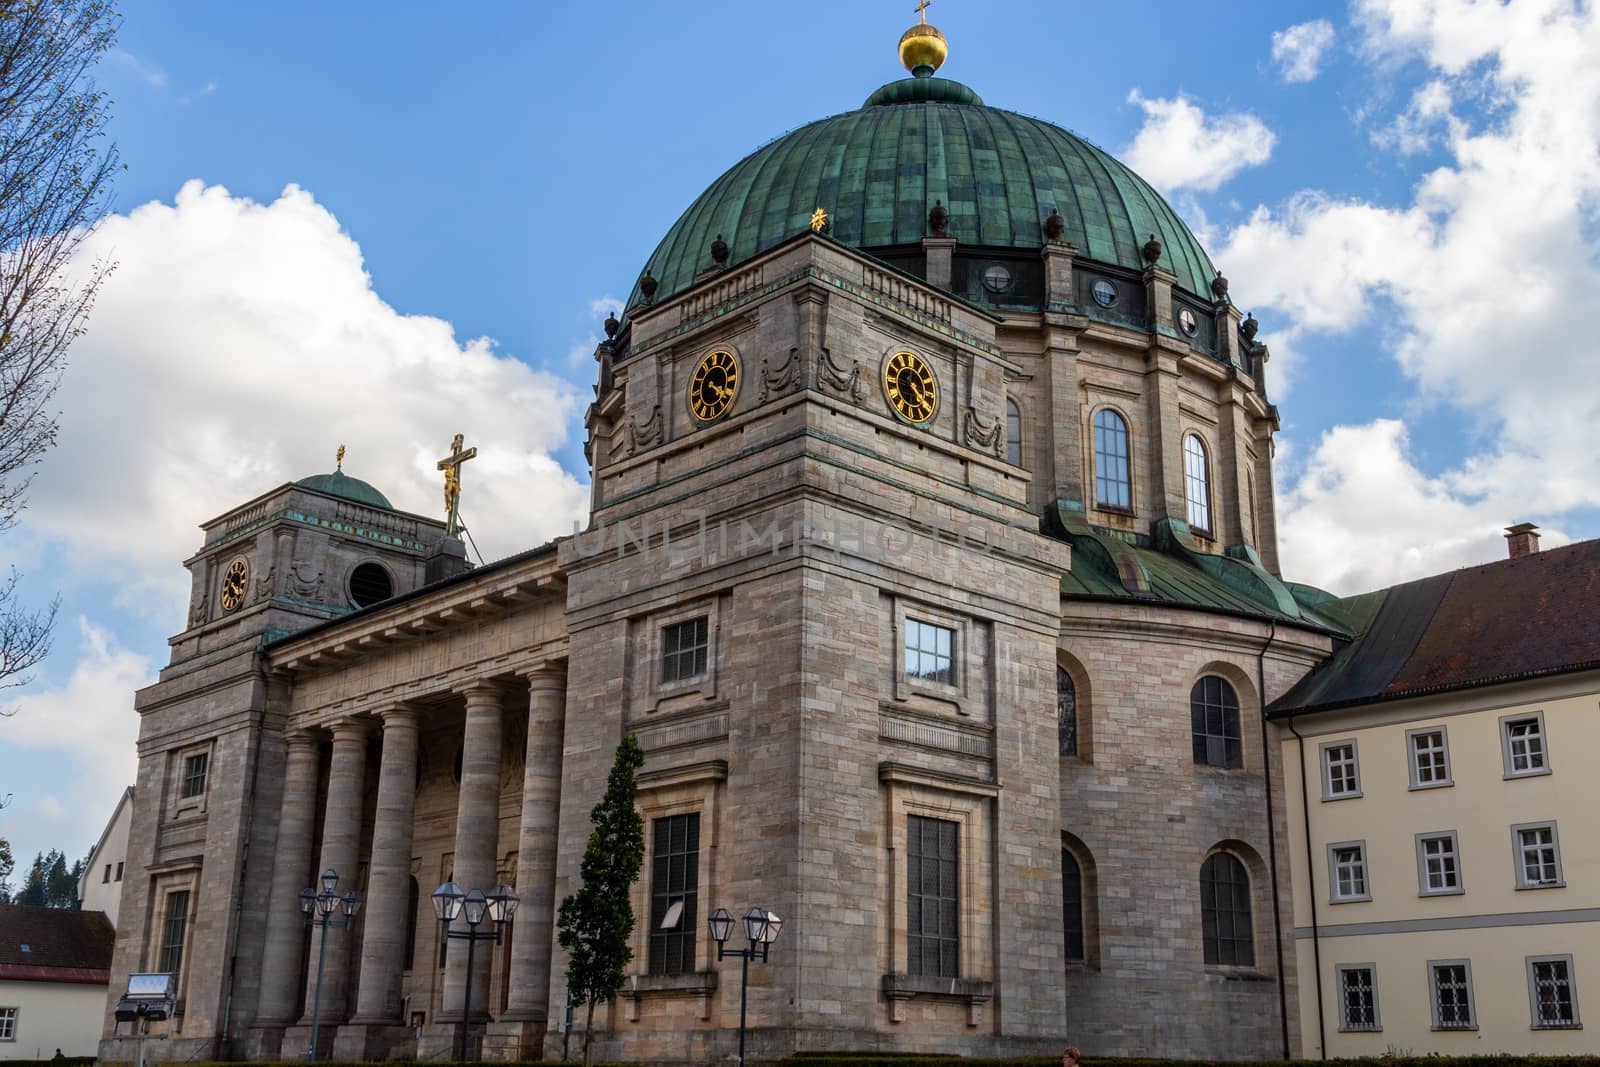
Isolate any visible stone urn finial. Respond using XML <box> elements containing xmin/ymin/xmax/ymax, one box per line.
<box><xmin>929</xmin><ymin>199</ymin><xmax>949</xmax><ymax>236</ymax></box>
<box><xmin>1044</xmin><ymin>208</ymin><xmax>1065</xmax><ymax>243</ymax></box>
<box><xmin>1142</xmin><ymin>232</ymin><xmax>1162</xmax><ymax>266</ymax></box>
<box><xmin>710</xmin><ymin>233</ymin><xmax>729</xmax><ymax>267</ymax></box>
<box><xmin>1211</xmin><ymin>272</ymin><xmax>1230</xmax><ymax>301</ymax></box>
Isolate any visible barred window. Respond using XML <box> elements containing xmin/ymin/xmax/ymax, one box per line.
<box><xmin>904</xmin><ymin>619</ymin><xmax>955</xmax><ymax>686</ymax></box>
<box><xmin>1330</xmin><ymin>843</ymin><xmax>1370</xmax><ymax>902</ymax></box>
<box><xmin>1057</xmin><ymin>666</ymin><xmax>1077</xmax><ymax>757</ymax></box>
<box><xmin>1529</xmin><ymin>956</ymin><xmax>1580</xmax><ymax>1028</ymax></box>
<box><xmin>1502</xmin><ymin>715</ymin><xmax>1548</xmax><ymax>776</ymax></box>
<box><xmin>661</xmin><ymin>617</ymin><xmax>709</xmax><ymax>684</ymax></box>
<box><xmin>1191</xmin><ymin>676</ymin><xmax>1242</xmax><ymax>768</ymax></box>
<box><xmin>649</xmin><ymin>813</ymin><xmax>700</xmax><ymax>976</ymax></box>
<box><xmin>1338</xmin><ymin>965</ymin><xmax>1380</xmax><ymax>1031</ymax></box>
<box><xmin>1409</xmin><ymin>729</ymin><xmax>1451</xmax><ymax>787</ymax></box>
<box><xmin>1431</xmin><ymin>962</ymin><xmax>1475</xmax><ymax>1030</ymax></box>
<box><xmin>1417</xmin><ymin>833</ymin><xmax>1461</xmax><ymax>894</ymax></box>
<box><xmin>180</xmin><ymin>752</ymin><xmax>209</xmax><ymax>800</ymax></box>
<box><xmin>0</xmin><ymin>1007</ymin><xmax>15</xmax><ymax>1041</ymax></box>
<box><xmin>907</xmin><ymin>815</ymin><xmax>959</xmax><ymax>979</ymax></box>
<box><xmin>1322</xmin><ymin>742</ymin><xmax>1359</xmax><ymax>798</ymax></box>
<box><xmin>1062</xmin><ymin>849</ymin><xmax>1084</xmax><ymax>962</ymax></box>
<box><xmin>1200</xmin><ymin>852</ymin><xmax>1253</xmax><ymax>967</ymax></box>
<box><xmin>1183</xmin><ymin>434</ymin><xmax>1211</xmax><ymax>531</ymax></box>
<box><xmin>1092</xmin><ymin>409</ymin><xmax>1132</xmax><ymax>510</ymax></box>
<box><xmin>1005</xmin><ymin>399</ymin><xmax>1022</xmax><ymax>466</ymax></box>
<box><xmin>1515</xmin><ymin>823</ymin><xmax>1563</xmax><ymax>888</ymax></box>
<box><xmin>157</xmin><ymin>890</ymin><xmax>191</xmax><ymax>976</ymax></box>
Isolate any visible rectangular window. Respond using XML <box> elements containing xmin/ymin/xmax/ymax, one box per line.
<box><xmin>1528</xmin><ymin>955</ymin><xmax>1581</xmax><ymax>1028</ymax></box>
<box><xmin>1416</xmin><ymin>832</ymin><xmax>1462</xmax><ymax>895</ymax></box>
<box><xmin>0</xmin><ymin>1007</ymin><xmax>15</xmax><ymax>1041</ymax></box>
<box><xmin>157</xmin><ymin>890</ymin><xmax>191</xmax><ymax>976</ymax></box>
<box><xmin>103</xmin><ymin>864</ymin><xmax>112</xmax><ymax>884</ymax></box>
<box><xmin>1408</xmin><ymin>727</ymin><xmax>1452</xmax><ymax>789</ymax></box>
<box><xmin>1430</xmin><ymin>961</ymin><xmax>1476</xmax><ymax>1030</ymax></box>
<box><xmin>660</xmin><ymin>617</ymin><xmax>709</xmax><ymax>685</ymax></box>
<box><xmin>1513</xmin><ymin>822</ymin><xmax>1565</xmax><ymax>888</ymax></box>
<box><xmin>1321</xmin><ymin>741</ymin><xmax>1360</xmax><ymax>799</ymax></box>
<box><xmin>116</xmin><ymin>862</ymin><xmax>124</xmax><ymax>881</ymax></box>
<box><xmin>1337</xmin><ymin>964</ymin><xmax>1380</xmax><ymax>1031</ymax></box>
<box><xmin>1329</xmin><ymin>842</ymin><xmax>1370</xmax><ymax>903</ymax></box>
<box><xmin>180</xmin><ymin>752</ymin><xmax>209</xmax><ymax>800</ymax></box>
<box><xmin>903</xmin><ymin>619</ymin><xmax>955</xmax><ymax>686</ymax></box>
<box><xmin>1501</xmin><ymin>713</ymin><xmax>1550</xmax><ymax>777</ymax></box>
<box><xmin>647</xmin><ymin>813</ymin><xmax>699</xmax><ymax>976</ymax></box>
<box><xmin>907</xmin><ymin>815</ymin><xmax>959</xmax><ymax>979</ymax></box>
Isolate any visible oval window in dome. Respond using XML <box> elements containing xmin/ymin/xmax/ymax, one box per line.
<box><xmin>982</xmin><ymin>264</ymin><xmax>1013</xmax><ymax>294</ymax></box>
<box><xmin>349</xmin><ymin>562</ymin><xmax>394</xmax><ymax>608</ymax></box>
<box><xmin>1091</xmin><ymin>279</ymin><xmax>1118</xmax><ymax>308</ymax></box>
<box><xmin>1177</xmin><ymin>307</ymin><xmax>1198</xmax><ymax>336</ymax></box>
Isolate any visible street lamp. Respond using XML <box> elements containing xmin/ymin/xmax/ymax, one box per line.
<box><xmin>298</xmin><ymin>868</ymin><xmax>360</xmax><ymax>1061</ymax></box>
<box><xmin>708</xmin><ymin>905</ymin><xmax>783</xmax><ymax>1067</ymax></box>
<box><xmin>434</xmin><ymin>881</ymin><xmax>518</xmax><ymax>1062</ymax></box>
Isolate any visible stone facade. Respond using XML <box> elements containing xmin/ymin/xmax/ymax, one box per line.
<box><xmin>100</xmin><ymin>229</ymin><xmax>1335</xmax><ymax>1064</ymax></box>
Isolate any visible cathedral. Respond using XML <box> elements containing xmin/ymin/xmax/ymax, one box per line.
<box><xmin>100</xmin><ymin>15</ymin><xmax>1353</xmax><ymax>1064</ymax></box>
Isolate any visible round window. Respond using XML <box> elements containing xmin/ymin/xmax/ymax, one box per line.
<box><xmin>349</xmin><ymin>562</ymin><xmax>393</xmax><ymax>608</ymax></box>
<box><xmin>1091</xmin><ymin>279</ymin><xmax>1118</xmax><ymax>308</ymax></box>
<box><xmin>982</xmin><ymin>264</ymin><xmax>1014</xmax><ymax>293</ymax></box>
<box><xmin>1177</xmin><ymin>307</ymin><xmax>1198</xmax><ymax>336</ymax></box>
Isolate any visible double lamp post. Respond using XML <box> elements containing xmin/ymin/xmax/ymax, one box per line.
<box><xmin>297</xmin><ymin>868</ymin><xmax>361</xmax><ymax>1061</ymax></box>
<box><xmin>708</xmin><ymin>905</ymin><xmax>783</xmax><ymax>1067</ymax></box>
<box><xmin>432</xmin><ymin>881</ymin><xmax>519</xmax><ymax>1062</ymax></box>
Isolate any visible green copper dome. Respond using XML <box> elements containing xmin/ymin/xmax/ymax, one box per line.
<box><xmin>630</xmin><ymin>76</ymin><xmax>1218</xmax><ymax>309</ymax></box>
<box><xmin>295</xmin><ymin>469</ymin><xmax>393</xmax><ymax>510</ymax></box>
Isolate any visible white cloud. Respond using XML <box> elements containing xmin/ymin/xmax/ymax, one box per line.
<box><xmin>1224</xmin><ymin>0</ymin><xmax>1600</xmax><ymax>592</ymax></box>
<box><xmin>2</xmin><ymin>618</ymin><xmax>149</xmax><ymax>862</ymax></box>
<box><xmin>111</xmin><ymin>49</ymin><xmax>168</xmax><ymax>89</ymax></box>
<box><xmin>30</xmin><ymin>181</ymin><xmax>591</xmax><ymax>622</ymax></box>
<box><xmin>1123</xmin><ymin>92</ymin><xmax>1275</xmax><ymax>193</ymax></box>
<box><xmin>1272</xmin><ymin>19</ymin><xmax>1337</xmax><ymax>83</ymax></box>
<box><xmin>1370</xmin><ymin>78</ymin><xmax>1455</xmax><ymax>153</ymax></box>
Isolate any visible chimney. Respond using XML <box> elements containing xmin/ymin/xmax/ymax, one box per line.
<box><xmin>1505</xmin><ymin>522</ymin><xmax>1541</xmax><ymax>559</ymax></box>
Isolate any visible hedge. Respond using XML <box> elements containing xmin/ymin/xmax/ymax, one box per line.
<box><xmin>123</xmin><ymin>1057</ymin><xmax>1600</xmax><ymax>1067</ymax></box>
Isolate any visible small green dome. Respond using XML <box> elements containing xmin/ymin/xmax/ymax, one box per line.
<box><xmin>295</xmin><ymin>469</ymin><xmax>393</xmax><ymax>510</ymax></box>
<box><xmin>630</xmin><ymin>76</ymin><xmax>1218</xmax><ymax>308</ymax></box>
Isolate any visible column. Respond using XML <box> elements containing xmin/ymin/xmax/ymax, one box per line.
<box><xmin>303</xmin><ymin>719</ymin><xmax>369</xmax><ymax>1023</ymax></box>
<box><xmin>443</xmin><ymin>683</ymin><xmax>504</xmax><ymax>1022</ymax></box>
<box><xmin>351</xmin><ymin>705</ymin><xmax>420</xmax><ymax>1024</ymax></box>
<box><xmin>256</xmin><ymin>731</ymin><xmax>322</xmax><ymax>1025</ymax></box>
<box><xmin>503</xmin><ymin>669</ymin><xmax>567</xmax><ymax>1022</ymax></box>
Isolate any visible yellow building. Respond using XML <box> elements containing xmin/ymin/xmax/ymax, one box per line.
<box><xmin>1274</xmin><ymin>527</ymin><xmax>1598</xmax><ymax>1057</ymax></box>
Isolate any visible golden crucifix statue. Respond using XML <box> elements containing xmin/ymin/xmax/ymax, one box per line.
<box><xmin>335</xmin><ymin>444</ymin><xmax>345</xmax><ymax>471</ymax></box>
<box><xmin>914</xmin><ymin>0</ymin><xmax>931</xmax><ymax>23</ymax></box>
<box><xmin>436</xmin><ymin>433</ymin><xmax>477</xmax><ymax>537</ymax></box>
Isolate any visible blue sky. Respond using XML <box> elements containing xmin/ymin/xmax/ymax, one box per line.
<box><xmin>4</xmin><ymin>0</ymin><xmax>1598</xmax><ymax>874</ymax></box>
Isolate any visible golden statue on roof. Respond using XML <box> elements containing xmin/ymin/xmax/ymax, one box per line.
<box><xmin>436</xmin><ymin>433</ymin><xmax>477</xmax><ymax>537</ymax></box>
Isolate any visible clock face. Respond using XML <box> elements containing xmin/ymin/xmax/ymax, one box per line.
<box><xmin>688</xmin><ymin>349</ymin><xmax>739</xmax><ymax>422</ymax></box>
<box><xmin>883</xmin><ymin>350</ymin><xmax>939</xmax><ymax>424</ymax></box>
<box><xmin>220</xmin><ymin>557</ymin><xmax>249</xmax><ymax>613</ymax></box>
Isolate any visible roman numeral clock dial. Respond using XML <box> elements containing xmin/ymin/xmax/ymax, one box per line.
<box><xmin>883</xmin><ymin>350</ymin><xmax>938</xmax><ymax>423</ymax></box>
<box><xmin>689</xmin><ymin>349</ymin><xmax>739</xmax><ymax>422</ymax></box>
<box><xmin>219</xmin><ymin>556</ymin><xmax>249</xmax><ymax>613</ymax></box>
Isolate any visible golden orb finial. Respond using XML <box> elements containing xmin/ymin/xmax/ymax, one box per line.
<box><xmin>899</xmin><ymin>0</ymin><xmax>947</xmax><ymax>76</ymax></box>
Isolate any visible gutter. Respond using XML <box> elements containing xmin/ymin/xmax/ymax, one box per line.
<box><xmin>1286</xmin><ymin>715</ymin><xmax>1326</xmax><ymax>1059</ymax></box>
<box><xmin>1256</xmin><ymin>620</ymin><xmax>1290</xmax><ymax>1060</ymax></box>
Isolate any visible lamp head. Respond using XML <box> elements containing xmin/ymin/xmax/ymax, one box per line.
<box><xmin>297</xmin><ymin>888</ymin><xmax>316</xmax><ymax>917</ymax></box>
<box><xmin>432</xmin><ymin>881</ymin><xmax>463</xmax><ymax>922</ymax></box>
<box><xmin>487</xmin><ymin>884</ymin><xmax>519</xmax><ymax>924</ymax></box>
<box><xmin>463</xmin><ymin>887</ymin><xmax>489</xmax><ymax>926</ymax></box>
<box><xmin>320</xmin><ymin>868</ymin><xmax>339</xmax><ymax>894</ymax></box>
<box><xmin>742</xmin><ymin>906</ymin><xmax>770</xmax><ymax>944</ymax></box>
<box><xmin>315</xmin><ymin>889</ymin><xmax>337</xmax><ymax>917</ymax></box>
<box><xmin>761</xmin><ymin>911</ymin><xmax>784</xmax><ymax>944</ymax></box>
<box><xmin>340</xmin><ymin>890</ymin><xmax>361</xmax><ymax>919</ymax></box>
<box><xmin>708</xmin><ymin>907</ymin><xmax>734</xmax><ymax>945</ymax></box>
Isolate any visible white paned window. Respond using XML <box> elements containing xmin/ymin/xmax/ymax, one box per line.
<box><xmin>1321</xmin><ymin>741</ymin><xmax>1360</xmax><ymax>799</ymax></box>
<box><xmin>1409</xmin><ymin>728</ymin><xmax>1451</xmax><ymax>788</ymax></box>
<box><xmin>1330</xmin><ymin>842</ymin><xmax>1370</xmax><ymax>902</ymax></box>
<box><xmin>1337</xmin><ymin>965</ymin><xmax>1380</xmax><ymax>1031</ymax></box>
<box><xmin>1502</xmin><ymin>713</ymin><xmax>1549</xmax><ymax>777</ymax></box>
<box><xmin>904</xmin><ymin>618</ymin><xmax>955</xmax><ymax>686</ymax></box>
<box><xmin>0</xmin><ymin>1007</ymin><xmax>15</xmax><ymax>1041</ymax></box>
<box><xmin>1528</xmin><ymin>956</ymin><xmax>1581</xmax><ymax>1028</ymax></box>
<box><xmin>1431</xmin><ymin>962</ymin><xmax>1476</xmax><ymax>1030</ymax></box>
<box><xmin>1514</xmin><ymin>823</ymin><xmax>1564</xmax><ymax>888</ymax></box>
<box><xmin>1417</xmin><ymin>832</ymin><xmax>1462</xmax><ymax>895</ymax></box>
<box><xmin>1182</xmin><ymin>434</ymin><xmax>1211</xmax><ymax>532</ymax></box>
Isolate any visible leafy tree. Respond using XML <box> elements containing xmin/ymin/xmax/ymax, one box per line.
<box><xmin>556</xmin><ymin>733</ymin><xmax>645</xmax><ymax>1067</ymax></box>
<box><xmin>0</xmin><ymin>0</ymin><xmax>122</xmax><ymax>702</ymax></box>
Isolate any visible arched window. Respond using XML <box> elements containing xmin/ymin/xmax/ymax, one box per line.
<box><xmin>1200</xmin><ymin>852</ymin><xmax>1254</xmax><ymax>966</ymax></box>
<box><xmin>1093</xmin><ymin>409</ymin><xmax>1131</xmax><ymax>509</ymax></box>
<box><xmin>1062</xmin><ymin>849</ymin><xmax>1085</xmax><ymax>962</ymax></box>
<box><xmin>1191</xmin><ymin>675</ymin><xmax>1242</xmax><ymax>768</ymax></box>
<box><xmin>1183</xmin><ymin>434</ymin><xmax>1211</xmax><ymax>532</ymax></box>
<box><xmin>1057</xmin><ymin>666</ymin><xmax>1077</xmax><ymax>757</ymax></box>
<box><xmin>404</xmin><ymin>876</ymin><xmax>419</xmax><ymax>970</ymax></box>
<box><xmin>1006</xmin><ymin>399</ymin><xmax>1023</xmax><ymax>466</ymax></box>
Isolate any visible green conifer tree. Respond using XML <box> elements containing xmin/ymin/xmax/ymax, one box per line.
<box><xmin>556</xmin><ymin>733</ymin><xmax>645</xmax><ymax>1067</ymax></box>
